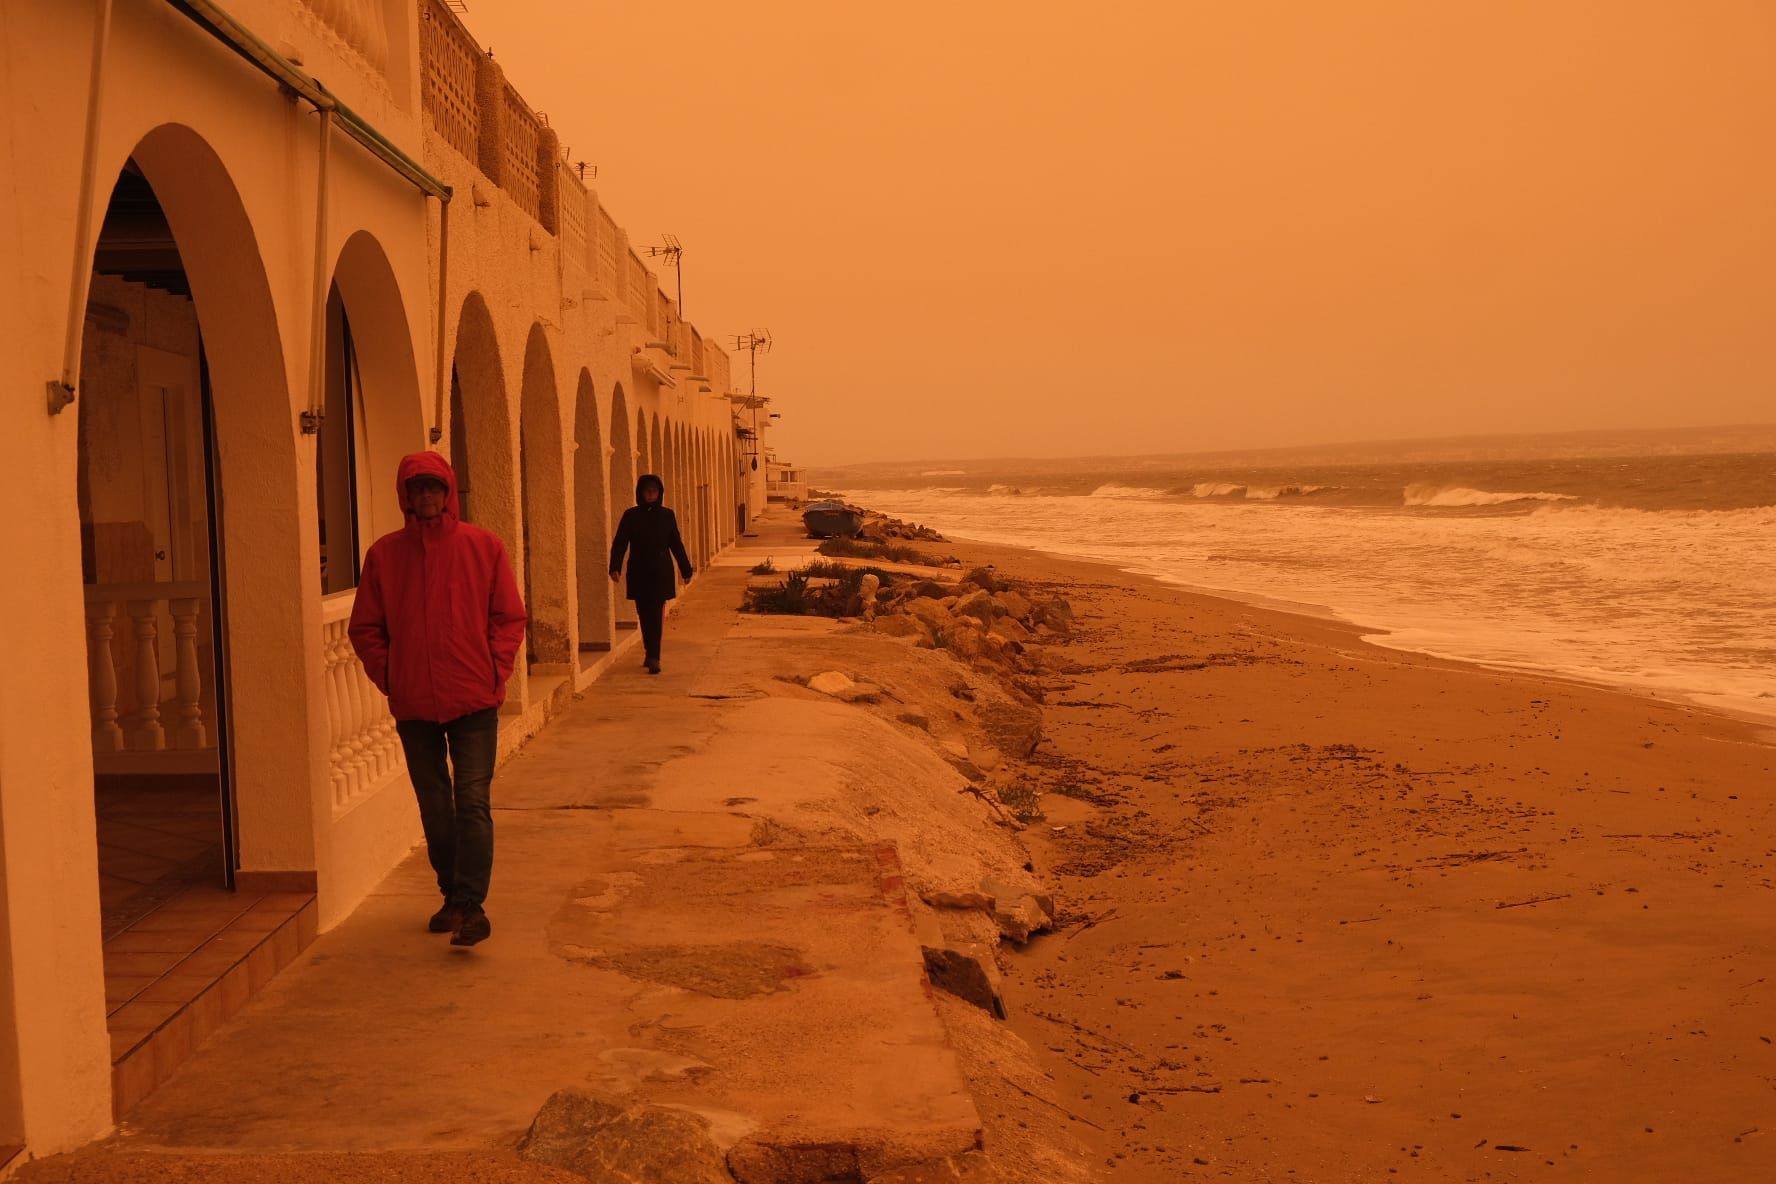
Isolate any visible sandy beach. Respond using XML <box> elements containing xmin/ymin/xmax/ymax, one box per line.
<box><xmin>22</xmin><ymin>511</ymin><xmax>1773</xmax><ymax>1184</ymax></box>
<box><xmin>940</xmin><ymin>536</ymin><xmax>1776</xmax><ymax>1182</ymax></box>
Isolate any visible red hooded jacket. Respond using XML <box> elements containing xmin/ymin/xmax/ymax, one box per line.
<box><xmin>348</xmin><ymin>452</ymin><xmax>528</xmax><ymax>723</ymax></box>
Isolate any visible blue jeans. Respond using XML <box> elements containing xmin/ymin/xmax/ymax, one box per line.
<box><xmin>395</xmin><ymin>707</ymin><xmax>498</xmax><ymax>909</ymax></box>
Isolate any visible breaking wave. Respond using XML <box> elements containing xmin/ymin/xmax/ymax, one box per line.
<box><xmin>1244</xmin><ymin>484</ymin><xmax>1329</xmax><ymax>500</ymax></box>
<box><xmin>1404</xmin><ymin>484</ymin><xmax>1578</xmax><ymax>508</ymax></box>
<box><xmin>1179</xmin><ymin>482</ymin><xmax>1331</xmax><ymax>500</ymax></box>
<box><xmin>1088</xmin><ymin>484</ymin><xmax>1172</xmax><ymax>499</ymax></box>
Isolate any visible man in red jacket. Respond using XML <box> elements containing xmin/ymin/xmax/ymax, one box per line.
<box><xmin>349</xmin><ymin>452</ymin><xmax>527</xmax><ymax>946</ymax></box>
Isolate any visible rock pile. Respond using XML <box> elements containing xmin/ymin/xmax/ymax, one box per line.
<box><xmin>861</xmin><ymin>510</ymin><xmax>947</xmax><ymax>543</ymax></box>
<box><xmin>872</xmin><ymin>567</ymin><xmax>1074</xmax><ymax>696</ymax></box>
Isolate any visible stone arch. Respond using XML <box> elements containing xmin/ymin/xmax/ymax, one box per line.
<box><xmin>649</xmin><ymin>413</ymin><xmax>663</xmax><ymax>493</ymax></box>
<box><xmin>636</xmin><ymin>408</ymin><xmax>652</xmax><ymax>478</ymax></box>
<box><xmin>692</xmin><ymin>426</ymin><xmax>707</xmax><ymax>563</ymax></box>
<box><xmin>324</xmin><ymin>229</ymin><xmax>426</xmax><ymax>568</ymax></box>
<box><xmin>704</xmin><ymin>430</ymin><xmax>718</xmax><ymax>559</ymax></box>
<box><xmin>607</xmin><ymin>384</ymin><xmax>636</xmax><ymax>626</ymax></box>
<box><xmin>447</xmin><ymin>291</ymin><xmax>514</xmax><ymax>552</ymax></box>
<box><xmin>518</xmin><ymin>323</ymin><xmax>569</xmax><ymax>666</ymax></box>
<box><xmin>722</xmin><ymin>434</ymin><xmax>737</xmax><ymax>546</ymax></box>
<box><xmin>117</xmin><ymin>123</ymin><xmax>317</xmax><ymax>878</ymax></box>
<box><xmin>572</xmin><ymin>370</ymin><xmax>611</xmax><ymax>658</ymax></box>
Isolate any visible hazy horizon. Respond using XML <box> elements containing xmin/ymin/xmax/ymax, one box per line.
<box><xmin>807</xmin><ymin>421</ymin><xmax>1776</xmax><ymax>475</ymax></box>
<box><xmin>466</xmin><ymin>2</ymin><xmax>1776</xmax><ymax>467</ymax></box>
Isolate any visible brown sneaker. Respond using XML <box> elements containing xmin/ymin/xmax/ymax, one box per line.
<box><xmin>427</xmin><ymin>903</ymin><xmax>461</xmax><ymax>934</ymax></box>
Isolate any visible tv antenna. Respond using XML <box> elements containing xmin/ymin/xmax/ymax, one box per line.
<box><xmin>643</xmin><ymin>233</ymin><xmax>684</xmax><ymax>321</ymax></box>
<box><xmin>730</xmin><ymin>329</ymin><xmax>772</xmax><ymax>396</ymax></box>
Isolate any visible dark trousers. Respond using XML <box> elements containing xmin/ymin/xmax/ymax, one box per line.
<box><xmin>636</xmin><ymin>597</ymin><xmax>666</xmax><ymax>661</ymax></box>
<box><xmin>394</xmin><ymin>707</ymin><xmax>498</xmax><ymax>909</ymax></box>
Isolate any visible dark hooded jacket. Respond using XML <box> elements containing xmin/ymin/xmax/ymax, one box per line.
<box><xmin>348</xmin><ymin>452</ymin><xmax>528</xmax><ymax>723</ymax></box>
<box><xmin>609</xmin><ymin>474</ymin><xmax>693</xmax><ymax>602</ymax></box>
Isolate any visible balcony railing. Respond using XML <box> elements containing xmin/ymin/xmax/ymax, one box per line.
<box><xmin>321</xmin><ymin>593</ymin><xmax>403</xmax><ymax>813</ymax></box>
<box><xmin>85</xmin><ymin>583</ymin><xmax>213</xmax><ymax>764</ymax></box>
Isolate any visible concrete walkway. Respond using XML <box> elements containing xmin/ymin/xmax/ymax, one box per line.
<box><xmin>53</xmin><ymin>516</ymin><xmax>982</xmax><ymax>1180</ymax></box>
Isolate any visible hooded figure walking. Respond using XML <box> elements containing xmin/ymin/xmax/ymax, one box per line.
<box><xmin>348</xmin><ymin>453</ymin><xmax>527</xmax><ymax>946</ymax></box>
<box><xmin>609</xmin><ymin>473</ymin><xmax>694</xmax><ymax>674</ymax></box>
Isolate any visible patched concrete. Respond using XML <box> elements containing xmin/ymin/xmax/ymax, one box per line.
<box><xmin>45</xmin><ymin>519</ymin><xmax>981</xmax><ymax>1180</ymax></box>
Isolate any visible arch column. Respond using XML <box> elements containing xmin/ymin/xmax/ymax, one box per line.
<box><xmin>608</xmin><ymin>387</ymin><xmax>637</xmax><ymax>626</ymax></box>
<box><xmin>573</xmin><ymin>371</ymin><xmax>612</xmax><ymax>659</ymax></box>
<box><xmin>519</xmin><ymin>324</ymin><xmax>570</xmax><ymax>669</ymax></box>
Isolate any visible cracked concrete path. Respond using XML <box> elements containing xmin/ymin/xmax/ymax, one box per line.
<box><xmin>34</xmin><ymin>517</ymin><xmax>981</xmax><ymax>1181</ymax></box>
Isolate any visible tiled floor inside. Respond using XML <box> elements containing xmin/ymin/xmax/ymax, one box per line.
<box><xmin>96</xmin><ymin>779</ymin><xmax>226</xmax><ymax>939</ymax></box>
<box><xmin>95</xmin><ymin>779</ymin><xmax>317</xmax><ymax>1116</ymax></box>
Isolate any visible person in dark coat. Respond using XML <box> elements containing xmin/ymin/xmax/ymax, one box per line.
<box><xmin>609</xmin><ymin>473</ymin><xmax>693</xmax><ymax>674</ymax></box>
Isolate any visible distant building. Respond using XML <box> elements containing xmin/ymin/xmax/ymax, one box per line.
<box><xmin>0</xmin><ymin>0</ymin><xmax>777</xmax><ymax>1158</ymax></box>
<box><xmin>766</xmin><ymin>456</ymin><xmax>810</xmax><ymax>507</ymax></box>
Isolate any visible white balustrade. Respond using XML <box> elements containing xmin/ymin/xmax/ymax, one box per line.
<box><xmin>85</xmin><ymin>599</ymin><xmax>124</xmax><ymax>751</ymax></box>
<box><xmin>84</xmin><ymin>582</ymin><xmax>209</xmax><ymax>757</ymax></box>
<box><xmin>321</xmin><ymin>593</ymin><xmax>403</xmax><ymax>810</ymax></box>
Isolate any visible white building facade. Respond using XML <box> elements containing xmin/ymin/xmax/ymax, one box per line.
<box><xmin>0</xmin><ymin>0</ymin><xmax>766</xmax><ymax>1159</ymax></box>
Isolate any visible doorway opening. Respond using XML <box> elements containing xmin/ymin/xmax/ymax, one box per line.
<box><xmin>81</xmin><ymin>161</ymin><xmax>232</xmax><ymax>935</ymax></box>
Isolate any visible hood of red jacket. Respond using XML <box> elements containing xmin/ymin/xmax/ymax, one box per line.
<box><xmin>397</xmin><ymin>452</ymin><xmax>461</xmax><ymax>526</ymax></box>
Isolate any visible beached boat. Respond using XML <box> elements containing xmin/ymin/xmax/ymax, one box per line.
<box><xmin>802</xmin><ymin>501</ymin><xmax>864</xmax><ymax>538</ymax></box>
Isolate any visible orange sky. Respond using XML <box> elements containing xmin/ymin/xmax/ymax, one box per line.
<box><xmin>463</xmin><ymin>1</ymin><xmax>1776</xmax><ymax>465</ymax></box>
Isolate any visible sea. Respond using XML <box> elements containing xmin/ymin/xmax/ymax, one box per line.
<box><xmin>826</xmin><ymin>446</ymin><xmax>1776</xmax><ymax>724</ymax></box>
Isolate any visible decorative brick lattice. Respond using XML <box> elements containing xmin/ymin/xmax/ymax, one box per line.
<box><xmin>501</xmin><ymin>84</ymin><xmax>543</xmax><ymax>222</ymax></box>
<box><xmin>596</xmin><ymin>208</ymin><xmax>620</xmax><ymax>288</ymax></box>
<box><xmin>560</xmin><ymin>170</ymin><xmax>588</xmax><ymax>267</ymax></box>
<box><xmin>628</xmin><ymin>250</ymin><xmax>652</xmax><ymax>322</ymax></box>
<box><xmin>419</xmin><ymin>0</ymin><xmax>480</xmax><ymax>160</ymax></box>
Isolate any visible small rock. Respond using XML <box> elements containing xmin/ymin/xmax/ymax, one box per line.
<box><xmin>520</xmin><ymin>1089</ymin><xmax>730</xmax><ymax>1183</ymax></box>
<box><xmin>808</xmin><ymin>670</ymin><xmax>855</xmax><ymax>696</ymax></box>
<box><xmin>922</xmin><ymin>889</ymin><xmax>995</xmax><ymax>911</ymax></box>
<box><xmin>922</xmin><ymin>941</ymin><xmax>1007</xmax><ymax>1019</ymax></box>
<box><xmin>836</xmin><ymin>682</ymin><xmax>882</xmax><ymax>703</ymax></box>
<box><xmin>990</xmin><ymin>894</ymin><xmax>1052</xmax><ymax>944</ymax></box>
<box><xmin>897</xmin><ymin>711</ymin><xmax>932</xmax><ymax>731</ymax></box>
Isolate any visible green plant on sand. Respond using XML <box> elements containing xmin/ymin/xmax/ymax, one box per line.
<box><xmin>743</xmin><ymin>570</ymin><xmax>813</xmax><ymax>615</ymax></box>
<box><xmin>749</xmin><ymin>558</ymin><xmax>778</xmax><ymax>575</ymax></box>
<box><xmin>817</xmin><ymin>537</ymin><xmax>942</xmax><ymax>566</ymax></box>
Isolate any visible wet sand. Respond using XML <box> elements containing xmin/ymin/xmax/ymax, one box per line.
<box><xmin>954</xmin><ymin>539</ymin><xmax>1776</xmax><ymax>1182</ymax></box>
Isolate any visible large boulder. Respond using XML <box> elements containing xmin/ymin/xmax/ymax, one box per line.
<box><xmin>990</xmin><ymin>616</ymin><xmax>1031</xmax><ymax>644</ymax></box>
<box><xmin>952</xmin><ymin>590</ymin><xmax>997</xmax><ymax>624</ymax></box>
<box><xmin>519</xmin><ymin>1089</ymin><xmax>731</xmax><ymax>1183</ymax></box>
<box><xmin>874</xmin><ymin>614</ymin><xmax>927</xmax><ymax>640</ymax></box>
<box><xmin>942</xmin><ymin>622</ymin><xmax>987</xmax><ymax>661</ymax></box>
<box><xmin>905</xmin><ymin>598</ymin><xmax>951</xmax><ymax>634</ymax></box>
<box><xmin>994</xmin><ymin>589</ymin><xmax>1033</xmax><ymax>621</ymax></box>
<box><xmin>1032</xmin><ymin>598</ymin><xmax>1074</xmax><ymax>633</ymax></box>
<box><xmin>962</xmin><ymin>566</ymin><xmax>1002</xmax><ymax>593</ymax></box>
